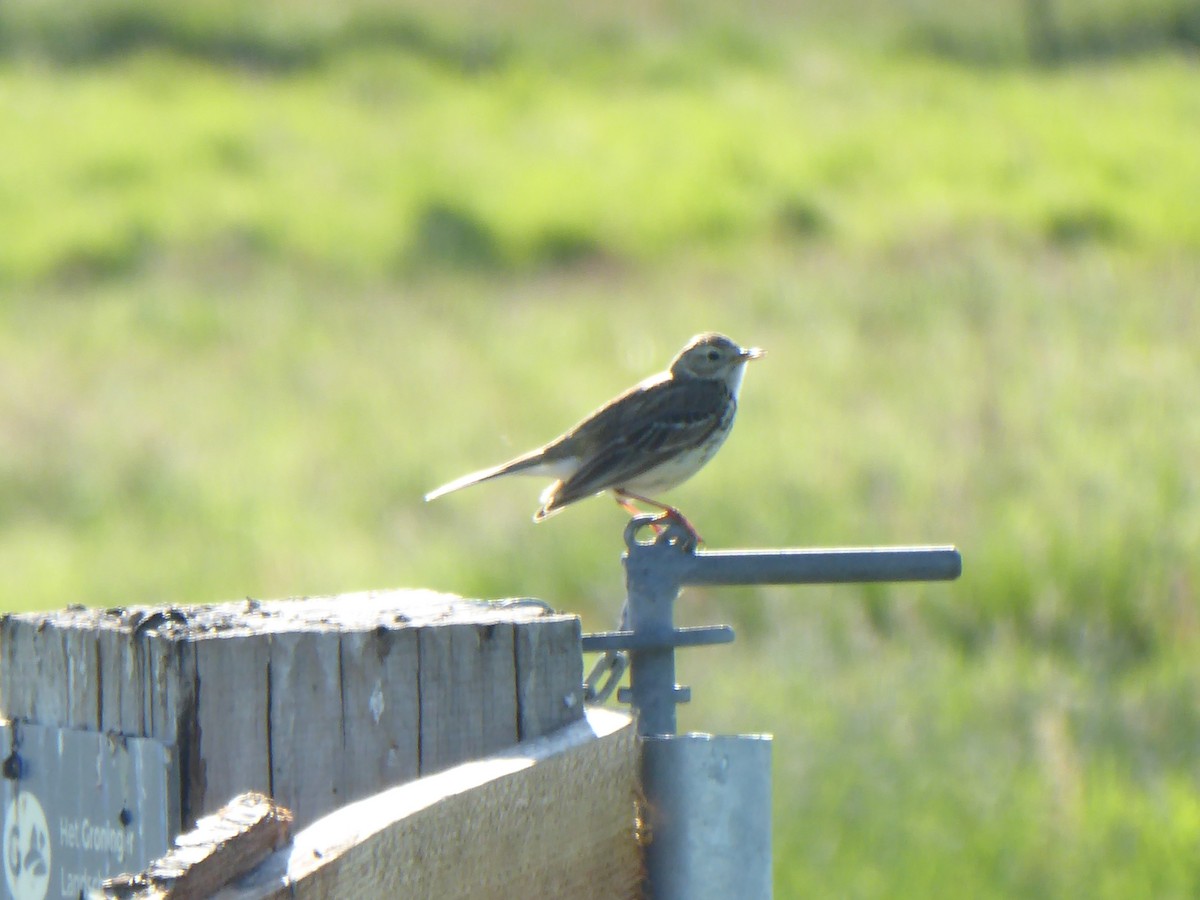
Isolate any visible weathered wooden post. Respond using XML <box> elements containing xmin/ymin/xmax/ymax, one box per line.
<box><xmin>0</xmin><ymin>590</ymin><xmax>585</xmax><ymax>897</ymax></box>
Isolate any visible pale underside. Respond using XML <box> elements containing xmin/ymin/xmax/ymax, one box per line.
<box><xmin>536</xmin><ymin>426</ymin><xmax>733</xmax><ymax>515</ymax></box>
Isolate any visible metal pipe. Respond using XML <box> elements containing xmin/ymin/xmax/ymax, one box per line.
<box><xmin>581</xmin><ymin>625</ymin><xmax>734</xmax><ymax>653</ymax></box>
<box><xmin>641</xmin><ymin>734</ymin><xmax>773</xmax><ymax>900</ymax></box>
<box><xmin>622</xmin><ymin>535</ymin><xmax>689</xmax><ymax>737</ymax></box>
<box><xmin>681</xmin><ymin>545</ymin><xmax>962</xmax><ymax>586</ymax></box>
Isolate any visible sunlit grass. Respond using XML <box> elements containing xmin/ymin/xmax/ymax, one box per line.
<box><xmin>683</xmin><ymin>601</ymin><xmax>1200</xmax><ymax>898</ymax></box>
<box><xmin>2</xmin><ymin>46</ymin><xmax>1199</xmax><ymax>283</ymax></box>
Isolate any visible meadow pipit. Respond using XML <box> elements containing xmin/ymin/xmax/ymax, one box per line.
<box><xmin>425</xmin><ymin>332</ymin><xmax>764</xmax><ymax>541</ymax></box>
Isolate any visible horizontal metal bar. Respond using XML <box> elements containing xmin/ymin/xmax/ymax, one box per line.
<box><xmin>619</xmin><ymin>685</ymin><xmax>692</xmax><ymax>705</ymax></box>
<box><xmin>582</xmin><ymin>624</ymin><xmax>735</xmax><ymax>652</ymax></box>
<box><xmin>679</xmin><ymin>545</ymin><xmax>961</xmax><ymax>586</ymax></box>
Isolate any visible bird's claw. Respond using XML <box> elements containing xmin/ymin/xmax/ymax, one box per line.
<box><xmin>625</xmin><ymin>511</ymin><xmax>701</xmax><ymax>552</ymax></box>
<box><xmin>651</xmin><ymin>509</ymin><xmax>703</xmax><ymax>548</ymax></box>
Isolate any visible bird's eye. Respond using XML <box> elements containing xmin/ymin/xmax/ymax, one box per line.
<box><xmin>707</xmin><ymin>350</ymin><xmax>720</xmax><ymax>361</ymax></box>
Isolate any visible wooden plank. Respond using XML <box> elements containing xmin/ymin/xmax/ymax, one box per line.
<box><xmin>477</xmin><ymin>622</ymin><xmax>518</xmax><ymax>757</ymax></box>
<box><xmin>515</xmin><ymin>617</ymin><xmax>585</xmax><ymax>740</ymax></box>
<box><xmin>0</xmin><ymin>615</ymin><xmax>11</xmax><ymax>718</ymax></box>
<box><xmin>194</xmin><ymin>632</ymin><xmax>272</xmax><ymax>820</ymax></box>
<box><xmin>0</xmin><ymin>607</ymin><xmax>102</xmax><ymax>731</ymax></box>
<box><xmin>143</xmin><ymin>633</ymin><xmax>194</xmax><ymax>746</ymax></box>
<box><xmin>97</xmin><ymin>621</ymin><xmax>128</xmax><ymax>733</ymax></box>
<box><xmin>268</xmin><ymin>629</ymin><xmax>343</xmax><ymax>827</ymax></box>
<box><xmin>211</xmin><ymin>708</ymin><xmax>640</xmax><ymax>900</ymax></box>
<box><xmin>32</xmin><ymin>615</ymin><xmax>70</xmax><ymax>727</ymax></box>
<box><xmin>96</xmin><ymin>616</ymin><xmax>150</xmax><ymax>737</ymax></box>
<box><xmin>338</xmin><ymin>626</ymin><xmax>419</xmax><ymax>803</ymax></box>
<box><xmin>119</xmin><ymin>627</ymin><xmax>147</xmax><ymax>736</ymax></box>
<box><xmin>97</xmin><ymin>792</ymin><xmax>293</xmax><ymax>900</ymax></box>
<box><xmin>0</xmin><ymin>612</ymin><xmax>69</xmax><ymax>725</ymax></box>
<box><xmin>0</xmin><ymin>613</ymin><xmax>37</xmax><ymax>721</ymax></box>
<box><xmin>417</xmin><ymin>622</ymin><xmax>486</xmax><ymax>774</ymax></box>
<box><xmin>64</xmin><ymin>616</ymin><xmax>101</xmax><ymax>731</ymax></box>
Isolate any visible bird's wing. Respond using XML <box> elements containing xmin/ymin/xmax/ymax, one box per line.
<box><xmin>540</xmin><ymin>377</ymin><xmax>732</xmax><ymax>513</ymax></box>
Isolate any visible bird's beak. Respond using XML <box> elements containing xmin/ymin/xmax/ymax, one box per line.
<box><xmin>741</xmin><ymin>347</ymin><xmax>765</xmax><ymax>360</ymax></box>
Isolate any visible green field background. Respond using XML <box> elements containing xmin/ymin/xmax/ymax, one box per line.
<box><xmin>2</xmin><ymin>0</ymin><xmax>1199</xmax><ymax>894</ymax></box>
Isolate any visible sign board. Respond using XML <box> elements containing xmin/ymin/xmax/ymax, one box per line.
<box><xmin>0</xmin><ymin>721</ymin><xmax>178</xmax><ymax>900</ymax></box>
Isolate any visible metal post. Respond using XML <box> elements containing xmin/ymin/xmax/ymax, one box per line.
<box><xmin>582</xmin><ymin>515</ymin><xmax>963</xmax><ymax>900</ymax></box>
<box><xmin>620</xmin><ymin>518</ymin><xmax>690</xmax><ymax>736</ymax></box>
<box><xmin>642</xmin><ymin>734</ymin><xmax>772</xmax><ymax>899</ymax></box>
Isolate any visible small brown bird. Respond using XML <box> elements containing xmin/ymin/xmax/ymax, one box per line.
<box><xmin>424</xmin><ymin>332</ymin><xmax>764</xmax><ymax>538</ymax></box>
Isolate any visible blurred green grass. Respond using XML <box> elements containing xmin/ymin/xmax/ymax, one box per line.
<box><xmin>2</xmin><ymin>0</ymin><xmax>1198</xmax><ymax>895</ymax></box>
<box><xmin>3</xmin><ymin>2</ymin><xmax>1200</xmax><ymax>283</ymax></box>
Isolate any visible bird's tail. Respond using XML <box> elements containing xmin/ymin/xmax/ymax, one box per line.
<box><xmin>424</xmin><ymin>448</ymin><xmax>552</xmax><ymax>503</ymax></box>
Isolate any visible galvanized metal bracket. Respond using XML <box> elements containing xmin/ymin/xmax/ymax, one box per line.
<box><xmin>582</xmin><ymin>514</ymin><xmax>963</xmax><ymax>736</ymax></box>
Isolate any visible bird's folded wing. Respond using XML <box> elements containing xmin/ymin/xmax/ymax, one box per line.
<box><xmin>547</xmin><ymin>378</ymin><xmax>731</xmax><ymax>508</ymax></box>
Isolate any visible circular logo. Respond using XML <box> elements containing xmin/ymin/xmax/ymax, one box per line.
<box><xmin>4</xmin><ymin>792</ymin><xmax>51</xmax><ymax>900</ymax></box>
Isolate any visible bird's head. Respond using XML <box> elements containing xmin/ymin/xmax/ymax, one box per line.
<box><xmin>670</xmin><ymin>332</ymin><xmax>765</xmax><ymax>381</ymax></box>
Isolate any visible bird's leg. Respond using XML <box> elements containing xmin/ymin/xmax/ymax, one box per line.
<box><xmin>614</xmin><ymin>490</ymin><xmax>704</xmax><ymax>546</ymax></box>
<box><xmin>615</xmin><ymin>493</ymin><xmax>667</xmax><ymax>536</ymax></box>
<box><xmin>615</xmin><ymin>493</ymin><xmax>641</xmax><ymax>518</ymax></box>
